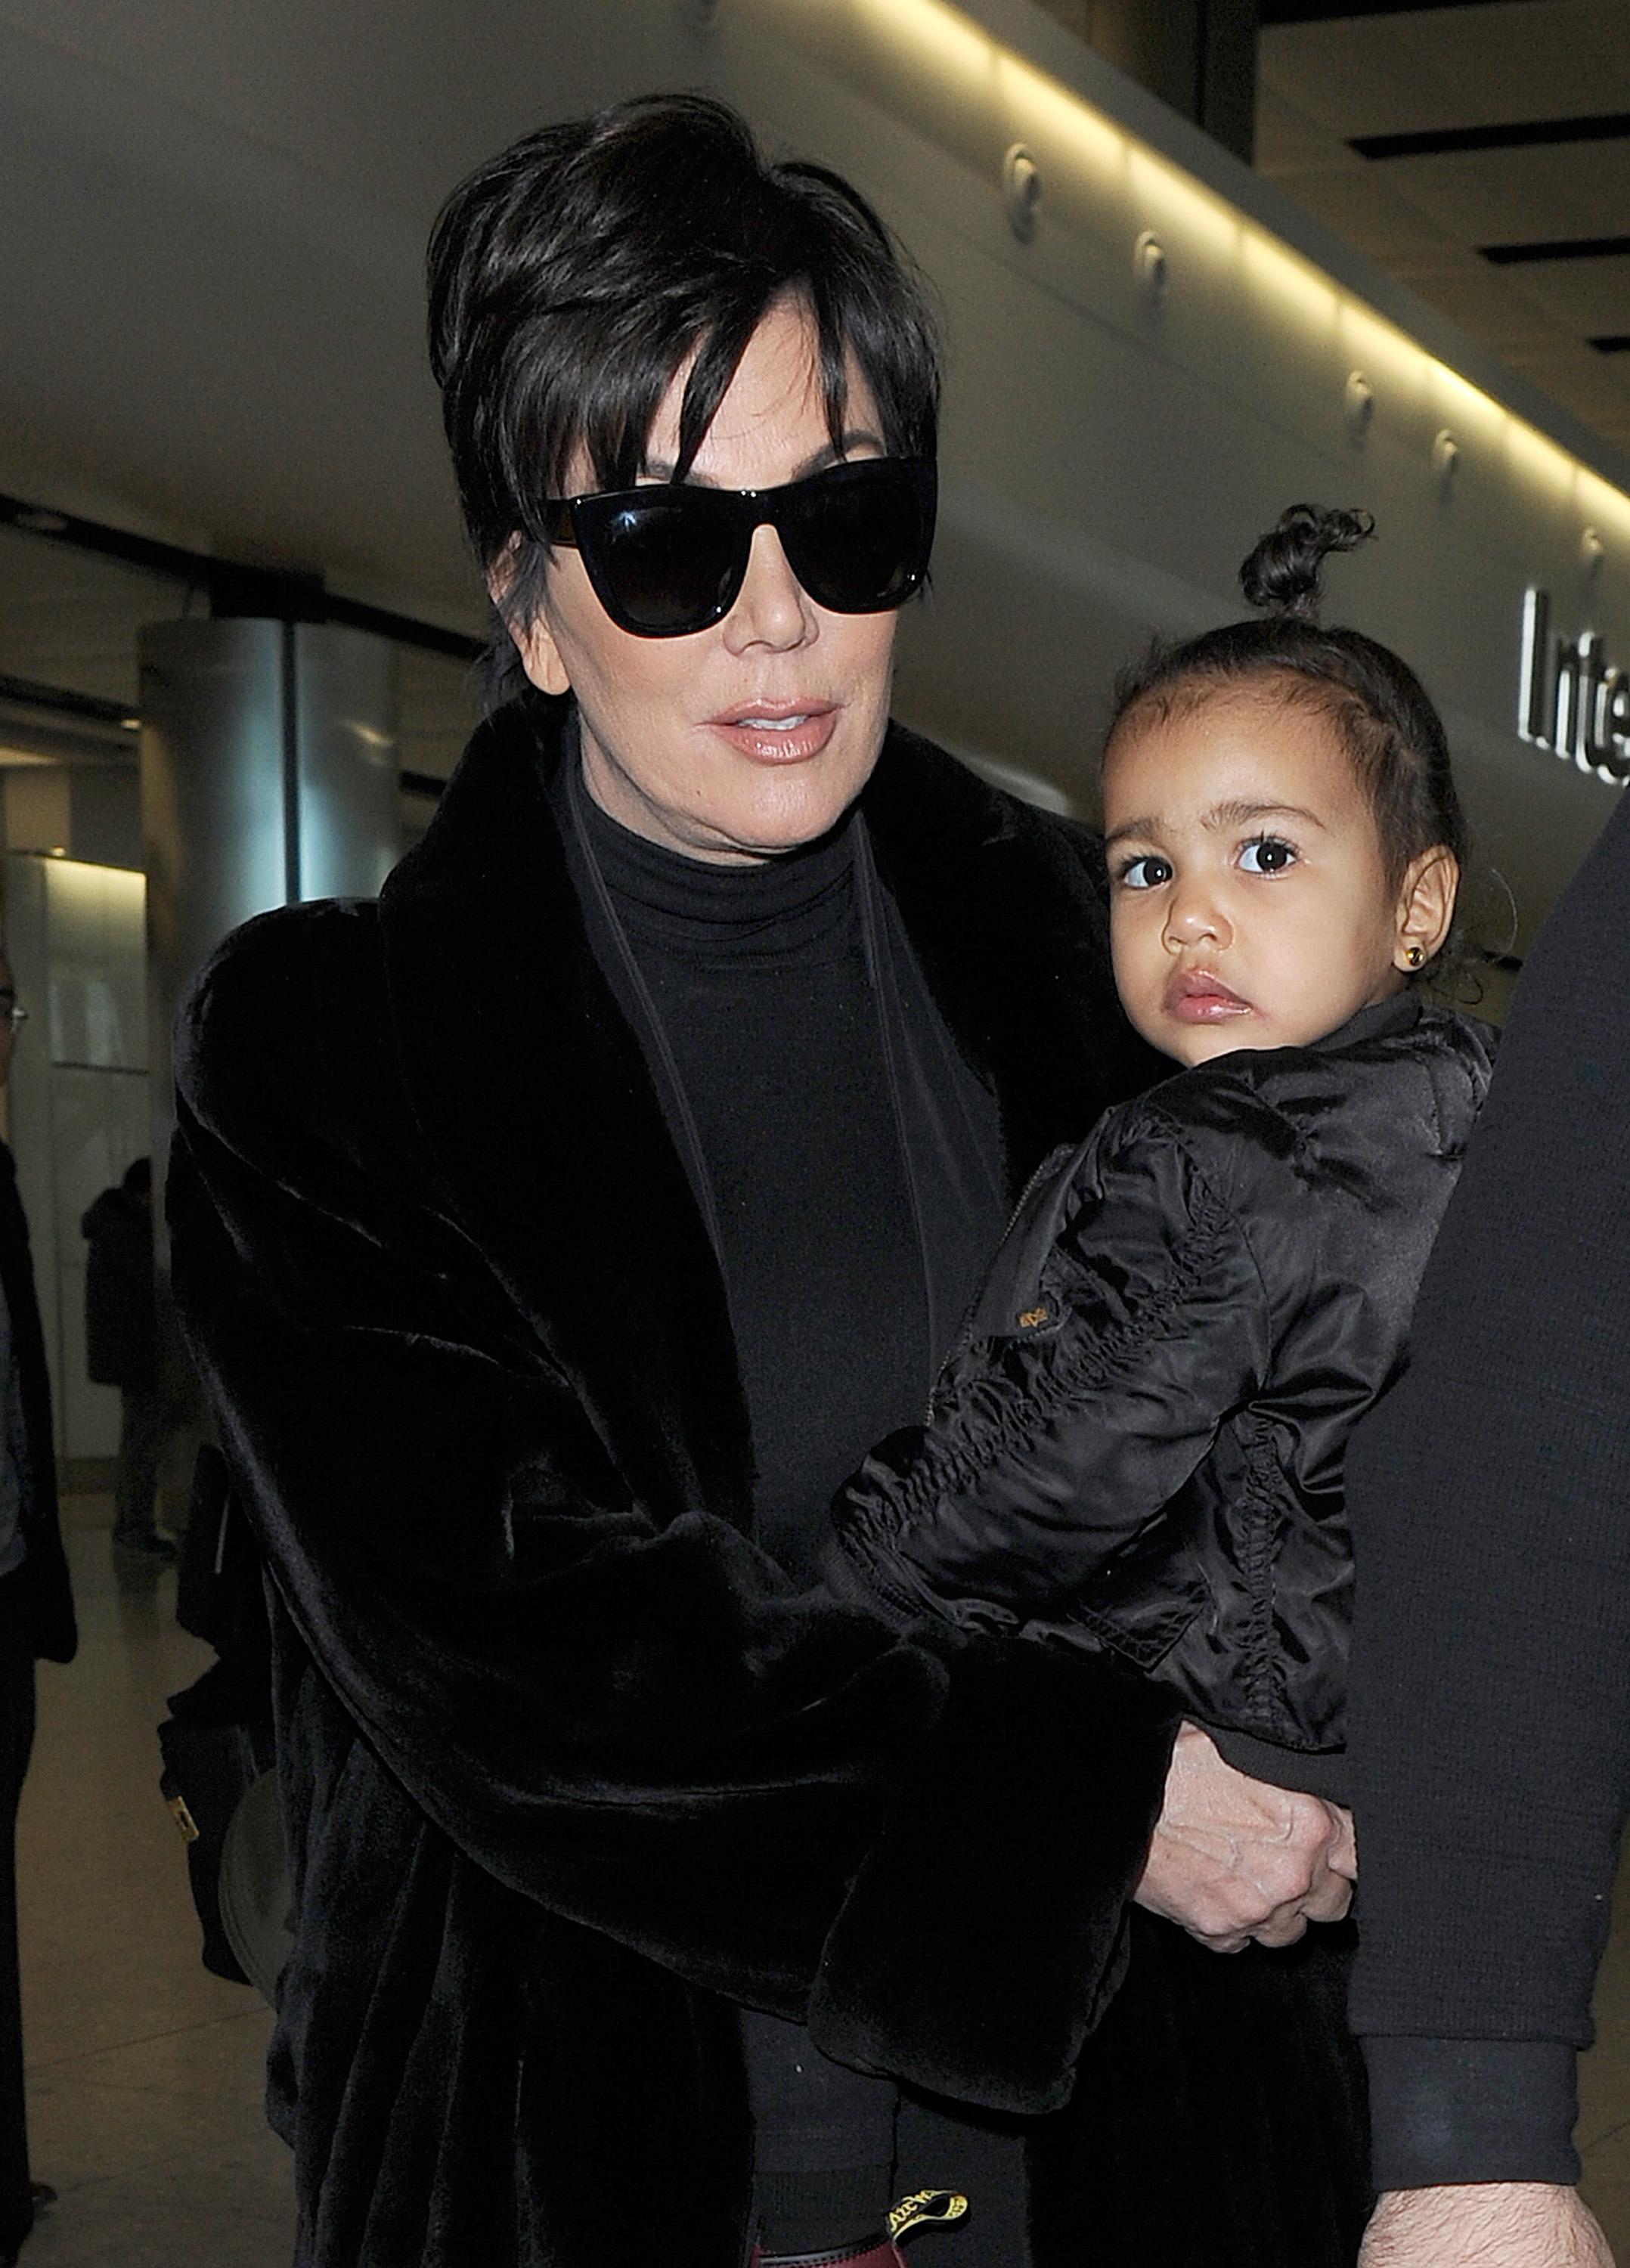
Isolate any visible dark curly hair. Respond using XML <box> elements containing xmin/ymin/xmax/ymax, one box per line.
<box><xmin>1108</xmin><ymin>507</ymin><xmax>1469</xmax><ymax>936</ymax></box>
<box><xmin>427</xmin><ymin>94</ymin><xmax>941</xmax><ymax>702</ymax></box>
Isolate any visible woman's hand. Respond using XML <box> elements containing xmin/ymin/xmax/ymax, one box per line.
<box><xmin>1134</xmin><ymin>1723</ymin><xmax>1356</xmax><ymax>1950</ymax></box>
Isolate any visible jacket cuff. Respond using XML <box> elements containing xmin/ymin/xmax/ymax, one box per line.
<box><xmin>1364</xmin><ymin>2037</ymin><xmax>1580</xmax><ymax>2190</ymax></box>
<box><xmin>807</xmin><ymin>1635</ymin><xmax>1179</xmax><ymax>2115</ymax></box>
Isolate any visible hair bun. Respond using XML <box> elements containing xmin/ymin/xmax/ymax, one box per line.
<box><xmin>1240</xmin><ymin>503</ymin><xmax>1374</xmax><ymax>624</ymax></box>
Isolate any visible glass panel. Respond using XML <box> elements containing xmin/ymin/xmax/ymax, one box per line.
<box><xmin>43</xmin><ymin>860</ymin><xmax>148</xmax><ymax>1071</ymax></box>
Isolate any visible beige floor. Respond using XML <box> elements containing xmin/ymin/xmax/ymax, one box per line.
<box><xmin>12</xmin><ymin>1510</ymin><xmax>1630</xmax><ymax>2266</ymax></box>
<box><xmin>17</xmin><ymin>1517</ymin><xmax>293</xmax><ymax>2266</ymax></box>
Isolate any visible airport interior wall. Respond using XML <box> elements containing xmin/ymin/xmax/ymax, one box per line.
<box><xmin>1</xmin><ymin>0</ymin><xmax>1628</xmax><ymax>950</ymax></box>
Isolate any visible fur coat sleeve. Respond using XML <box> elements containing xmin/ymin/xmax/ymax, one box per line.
<box><xmin>169</xmin><ymin>765</ymin><xmax>1177</xmax><ymax>2115</ymax></box>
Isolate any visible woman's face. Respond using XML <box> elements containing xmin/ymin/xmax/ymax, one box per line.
<box><xmin>510</xmin><ymin>297</ymin><xmax>902</xmax><ymax>863</ymax></box>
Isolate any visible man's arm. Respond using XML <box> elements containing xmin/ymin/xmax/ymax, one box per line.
<box><xmin>1346</xmin><ymin>786</ymin><xmax>1630</xmax><ymax>2243</ymax></box>
<box><xmin>1359</xmin><ymin>2186</ymin><xmax>1613</xmax><ymax>2267</ymax></box>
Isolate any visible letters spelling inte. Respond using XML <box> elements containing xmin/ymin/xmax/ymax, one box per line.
<box><xmin>1520</xmin><ymin>589</ymin><xmax>1630</xmax><ymax>785</ymax></box>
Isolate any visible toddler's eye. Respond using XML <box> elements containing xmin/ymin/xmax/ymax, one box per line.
<box><xmin>1238</xmin><ymin>836</ymin><xmax>1297</xmax><ymax>875</ymax></box>
<box><xmin>1117</xmin><ymin>854</ymin><xmax>1173</xmax><ymax>891</ymax></box>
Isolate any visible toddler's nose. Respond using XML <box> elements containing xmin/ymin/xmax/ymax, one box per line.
<box><xmin>1164</xmin><ymin>889</ymin><xmax>1230</xmax><ymax>951</ymax></box>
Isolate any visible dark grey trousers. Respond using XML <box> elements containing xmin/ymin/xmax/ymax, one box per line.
<box><xmin>742</xmin><ymin>2008</ymin><xmax>1032</xmax><ymax>2265</ymax></box>
<box><xmin>0</xmin><ymin>1591</ymin><xmax>36</xmax><ymax>2258</ymax></box>
<box><xmin>113</xmin><ymin>1385</ymin><xmax>167</xmax><ymax>1544</ymax></box>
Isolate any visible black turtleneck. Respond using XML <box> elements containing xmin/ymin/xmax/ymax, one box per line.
<box><xmin>567</xmin><ymin>770</ymin><xmax>1003</xmax><ymax>1588</ymax></box>
<box><xmin>554</xmin><ymin>754</ymin><xmax>1007</xmax><ymax>2251</ymax></box>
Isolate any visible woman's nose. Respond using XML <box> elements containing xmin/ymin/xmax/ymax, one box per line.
<box><xmin>722</xmin><ymin>523</ymin><xmax>813</xmax><ymax>652</ymax></box>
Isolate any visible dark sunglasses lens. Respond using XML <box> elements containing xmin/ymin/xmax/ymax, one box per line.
<box><xmin>580</xmin><ymin>491</ymin><xmax>741</xmax><ymax>636</ymax></box>
<box><xmin>781</xmin><ymin>462</ymin><xmax>934</xmax><ymax>615</ymax></box>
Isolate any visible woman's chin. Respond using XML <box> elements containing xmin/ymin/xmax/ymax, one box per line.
<box><xmin>693</xmin><ymin>752</ymin><xmax>879</xmax><ymax>859</ymax></box>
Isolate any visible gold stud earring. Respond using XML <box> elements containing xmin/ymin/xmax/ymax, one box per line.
<box><xmin>1405</xmin><ymin>944</ymin><xmax>1424</xmax><ymax>969</ymax></box>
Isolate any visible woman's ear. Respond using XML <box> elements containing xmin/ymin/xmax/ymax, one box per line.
<box><xmin>1393</xmin><ymin>845</ymin><xmax>1460</xmax><ymax>972</ymax></box>
<box><xmin>488</xmin><ymin>543</ymin><xmax>572</xmax><ymax>697</ymax></box>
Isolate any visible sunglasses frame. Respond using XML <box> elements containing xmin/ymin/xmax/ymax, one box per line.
<box><xmin>538</xmin><ymin>456</ymin><xmax>937</xmax><ymax>639</ymax></box>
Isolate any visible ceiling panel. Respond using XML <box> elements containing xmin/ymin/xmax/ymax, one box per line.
<box><xmin>1258</xmin><ymin>0</ymin><xmax>1630</xmax><ymax>477</ymax></box>
<box><xmin>1485</xmin><ymin>252</ymin><xmax>1630</xmax><ymax>331</ymax></box>
<box><xmin>1381</xmin><ymin>252</ymin><xmax>1563</xmax><ymax>340</ymax></box>
<box><xmin>1255</xmin><ymin>82</ymin><xmax>1355</xmax><ymax>169</ymax></box>
<box><xmin>1499</xmin><ymin>343</ymin><xmax>1630</xmax><ymax>421</ymax></box>
<box><xmin>1390</xmin><ymin>1</ymin><xmax>1630</xmax><ymax>118</ymax></box>
<box><xmin>1372</xmin><ymin>141</ymin><xmax>1630</xmax><ymax>243</ymax></box>
<box><xmin>1278</xmin><ymin>162</ymin><xmax>1505</xmax><ymax>259</ymax></box>
<box><xmin>1262</xmin><ymin>18</ymin><xmax>1489</xmax><ymax>135</ymax></box>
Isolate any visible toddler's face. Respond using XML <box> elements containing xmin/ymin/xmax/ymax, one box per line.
<box><xmin>1103</xmin><ymin>686</ymin><xmax>1440</xmax><ymax>1068</ymax></box>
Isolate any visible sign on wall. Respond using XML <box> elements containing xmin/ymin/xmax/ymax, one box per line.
<box><xmin>1519</xmin><ymin>590</ymin><xmax>1630</xmax><ymax>785</ymax></box>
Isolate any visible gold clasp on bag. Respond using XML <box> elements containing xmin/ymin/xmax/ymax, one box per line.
<box><xmin>888</xmin><ymin>2191</ymin><xmax>968</xmax><ymax>2240</ymax></box>
<box><xmin>167</xmin><ymin>1794</ymin><xmax>200</xmax><ymax>1845</ymax></box>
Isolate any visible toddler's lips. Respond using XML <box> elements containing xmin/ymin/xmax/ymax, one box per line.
<box><xmin>1167</xmin><ymin>969</ymin><xmax>1252</xmax><ymax>1023</ymax></box>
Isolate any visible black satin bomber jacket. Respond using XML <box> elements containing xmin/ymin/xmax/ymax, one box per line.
<box><xmin>829</xmin><ymin>993</ymin><xmax>1495</xmax><ymax>1799</ymax></box>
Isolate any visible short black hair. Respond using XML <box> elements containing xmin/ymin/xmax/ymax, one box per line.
<box><xmin>1108</xmin><ymin>506</ymin><xmax>1470</xmax><ymax>969</ymax></box>
<box><xmin>427</xmin><ymin>93</ymin><xmax>942</xmax><ymax>701</ymax></box>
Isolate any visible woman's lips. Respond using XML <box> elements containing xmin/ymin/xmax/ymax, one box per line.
<box><xmin>706</xmin><ymin>701</ymin><xmax>838</xmax><ymax>764</ymax></box>
<box><xmin>1166</xmin><ymin>968</ymin><xmax>1253</xmax><ymax>1024</ymax></box>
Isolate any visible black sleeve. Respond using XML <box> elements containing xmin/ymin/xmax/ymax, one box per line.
<box><xmin>1347</xmin><ymin>788</ymin><xmax>1630</xmax><ymax>2188</ymax></box>
<box><xmin>168</xmin><ymin>916</ymin><xmax>1179</xmax><ymax>2115</ymax></box>
<box><xmin>829</xmin><ymin>1113</ymin><xmax>1269</xmax><ymax>1645</ymax></box>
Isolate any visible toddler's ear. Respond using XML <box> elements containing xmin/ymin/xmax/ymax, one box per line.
<box><xmin>1393</xmin><ymin>845</ymin><xmax>1459</xmax><ymax>973</ymax></box>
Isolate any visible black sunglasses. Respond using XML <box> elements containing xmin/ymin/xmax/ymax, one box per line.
<box><xmin>538</xmin><ymin>457</ymin><xmax>936</xmax><ymax>639</ymax></box>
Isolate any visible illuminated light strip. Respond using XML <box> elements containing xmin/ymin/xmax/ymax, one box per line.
<box><xmin>1517</xmin><ymin>587</ymin><xmax>1548</xmax><ymax>749</ymax></box>
<box><xmin>809</xmin><ymin>0</ymin><xmax>1630</xmax><ymax>545</ymax></box>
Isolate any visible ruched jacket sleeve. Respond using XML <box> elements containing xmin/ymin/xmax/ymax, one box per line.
<box><xmin>829</xmin><ymin>1105</ymin><xmax>1271</xmax><ymax>1650</ymax></box>
<box><xmin>167</xmin><ymin>899</ymin><xmax>1180</xmax><ymax>2120</ymax></box>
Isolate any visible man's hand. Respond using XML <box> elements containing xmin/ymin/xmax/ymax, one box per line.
<box><xmin>1134</xmin><ymin>1721</ymin><xmax>1356</xmax><ymax>1950</ymax></box>
<box><xmin>1359</xmin><ymin>2185</ymin><xmax>1614</xmax><ymax>2266</ymax></box>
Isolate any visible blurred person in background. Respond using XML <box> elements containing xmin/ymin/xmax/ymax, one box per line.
<box><xmin>0</xmin><ymin>953</ymin><xmax>74</xmax><ymax>2265</ymax></box>
<box><xmin>82</xmin><ymin>1157</ymin><xmax>175</xmax><ymax>1566</ymax></box>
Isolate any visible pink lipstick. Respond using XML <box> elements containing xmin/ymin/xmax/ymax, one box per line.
<box><xmin>707</xmin><ymin>699</ymin><xmax>838</xmax><ymax>764</ymax></box>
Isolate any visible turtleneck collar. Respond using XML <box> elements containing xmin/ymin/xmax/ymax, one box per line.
<box><xmin>572</xmin><ymin>756</ymin><xmax>859</xmax><ymax>964</ymax></box>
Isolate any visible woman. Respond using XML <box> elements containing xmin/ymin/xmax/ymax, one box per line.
<box><xmin>168</xmin><ymin>94</ymin><xmax>1360</xmax><ymax>2268</ymax></box>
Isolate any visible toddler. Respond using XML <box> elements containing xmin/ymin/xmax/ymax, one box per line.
<box><xmin>828</xmin><ymin>504</ymin><xmax>1495</xmax><ymax>1811</ymax></box>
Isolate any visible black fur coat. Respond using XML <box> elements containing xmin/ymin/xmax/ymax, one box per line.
<box><xmin>167</xmin><ymin>699</ymin><xmax>1368</xmax><ymax>2268</ymax></box>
